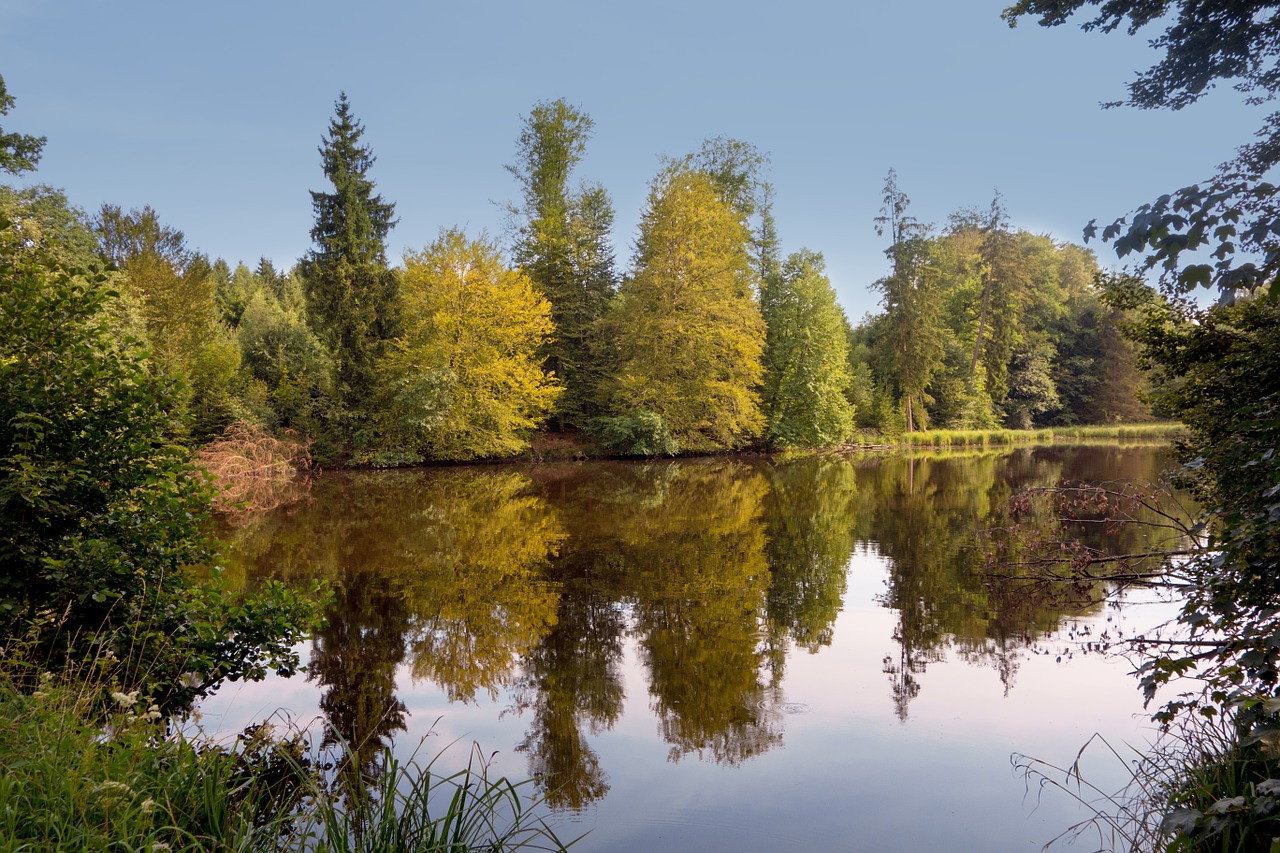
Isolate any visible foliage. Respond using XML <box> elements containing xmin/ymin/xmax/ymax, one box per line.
<box><xmin>1004</xmin><ymin>2</ymin><xmax>1280</xmax><ymax>847</ymax></box>
<box><xmin>585</xmin><ymin>411</ymin><xmax>679</xmax><ymax>457</ymax></box>
<box><xmin>605</xmin><ymin>168</ymin><xmax>766</xmax><ymax>452</ymax></box>
<box><xmin>508</xmin><ymin>99</ymin><xmax>617</xmax><ymax>428</ymax></box>
<box><xmin>381</xmin><ymin>229</ymin><xmax>561</xmax><ymax>462</ymax></box>
<box><xmin>0</xmin><ymin>185</ymin><xmax>99</xmax><ymax>265</ymax></box>
<box><xmin>0</xmin><ymin>677</ymin><xmax>573</xmax><ymax>852</ymax></box>
<box><xmin>760</xmin><ymin>250</ymin><xmax>857</xmax><ymax>448</ymax></box>
<box><xmin>0</xmin><ymin>73</ymin><xmax>45</xmax><ymax>175</ymax></box>
<box><xmin>0</xmin><ymin>219</ymin><xmax>316</xmax><ymax>709</ymax></box>
<box><xmin>1005</xmin><ymin>0</ymin><xmax>1280</xmax><ymax>296</ymax></box>
<box><xmin>872</xmin><ymin>170</ymin><xmax>944</xmax><ymax>432</ymax></box>
<box><xmin>301</xmin><ymin>93</ymin><xmax>400</xmax><ymax>415</ymax></box>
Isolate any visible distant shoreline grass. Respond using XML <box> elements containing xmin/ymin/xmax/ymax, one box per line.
<box><xmin>845</xmin><ymin>422</ymin><xmax>1185</xmax><ymax>451</ymax></box>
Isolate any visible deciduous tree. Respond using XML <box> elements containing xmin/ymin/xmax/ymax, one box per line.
<box><xmin>382</xmin><ymin>229</ymin><xmax>560</xmax><ymax>462</ymax></box>
<box><xmin>761</xmin><ymin>250</ymin><xmax>857</xmax><ymax>447</ymax></box>
<box><xmin>606</xmin><ymin>170</ymin><xmax>766</xmax><ymax>453</ymax></box>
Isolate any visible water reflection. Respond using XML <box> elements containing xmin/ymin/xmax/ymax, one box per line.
<box><xmin>220</xmin><ymin>444</ymin><xmax>1175</xmax><ymax>811</ymax></box>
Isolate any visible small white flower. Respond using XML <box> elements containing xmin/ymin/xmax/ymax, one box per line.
<box><xmin>109</xmin><ymin>690</ymin><xmax>139</xmax><ymax>709</ymax></box>
<box><xmin>140</xmin><ymin>798</ymin><xmax>157</xmax><ymax>815</ymax></box>
<box><xmin>151</xmin><ymin>843</ymin><xmax>171</xmax><ymax>852</ymax></box>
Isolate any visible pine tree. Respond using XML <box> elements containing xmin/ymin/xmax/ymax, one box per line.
<box><xmin>302</xmin><ymin>93</ymin><xmax>399</xmax><ymax>416</ymax></box>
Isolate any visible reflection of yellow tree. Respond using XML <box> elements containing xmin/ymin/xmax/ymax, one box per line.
<box><xmin>624</xmin><ymin>463</ymin><xmax>780</xmax><ymax>765</ymax></box>
<box><xmin>392</xmin><ymin>472</ymin><xmax>565</xmax><ymax>703</ymax></box>
<box><xmin>217</xmin><ymin>467</ymin><xmax>564</xmax><ymax>705</ymax></box>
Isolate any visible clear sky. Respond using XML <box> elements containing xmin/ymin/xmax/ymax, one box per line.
<box><xmin>0</xmin><ymin>0</ymin><xmax>1259</xmax><ymax>319</ymax></box>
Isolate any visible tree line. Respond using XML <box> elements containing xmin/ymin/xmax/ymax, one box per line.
<box><xmin>2</xmin><ymin>87</ymin><xmax>1151</xmax><ymax>466</ymax></box>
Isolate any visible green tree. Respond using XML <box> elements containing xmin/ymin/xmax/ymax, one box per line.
<box><xmin>872</xmin><ymin>170</ymin><xmax>946</xmax><ymax>432</ymax></box>
<box><xmin>0</xmin><ymin>185</ymin><xmax>98</xmax><ymax>265</ymax></box>
<box><xmin>605</xmin><ymin>169</ymin><xmax>766</xmax><ymax>452</ymax></box>
<box><xmin>0</xmin><ymin>218</ymin><xmax>314</xmax><ymax>709</ymax></box>
<box><xmin>0</xmin><ymin>73</ymin><xmax>44</xmax><ymax>175</ymax></box>
<box><xmin>1005</xmin><ymin>2</ymin><xmax>1280</xmax><ymax>842</ymax></box>
<box><xmin>381</xmin><ymin>229</ymin><xmax>560</xmax><ymax>462</ymax></box>
<box><xmin>301</xmin><ymin>93</ymin><xmax>399</xmax><ymax>416</ymax></box>
<box><xmin>508</xmin><ymin>100</ymin><xmax>617</xmax><ymax>429</ymax></box>
<box><xmin>761</xmin><ymin>250</ymin><xmax>857</xmax><ymax>447</ymax></box>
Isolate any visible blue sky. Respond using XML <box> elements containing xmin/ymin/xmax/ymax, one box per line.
<box><xmin>0</xmin><ymin>0</ymin><xmax>1259</xmax><ymax>318</ymax></box>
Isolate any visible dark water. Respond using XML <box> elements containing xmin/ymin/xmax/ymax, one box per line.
<box><xmin>202</xmin><ymin>444</ymin><xmax>1182</xmax><ymax>851</ymax></box>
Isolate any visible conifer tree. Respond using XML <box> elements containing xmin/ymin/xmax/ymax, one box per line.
<box><xmin>508</xmin><ymin>99</ymin><xmax>616</xmax><ymax>428</ymax></box>
<box><xmin>302</xmin><ymin>93</ymin><xmax>399</xmax><ymax>416</ymax></box>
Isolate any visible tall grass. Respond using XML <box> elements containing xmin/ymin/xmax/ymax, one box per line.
<box><xmin>1015</xmin><ymin>712</ymin><xmax>1280</xmax><ymax>851</ymax></box>
<box><xmin>897</xmin><ymin>423</ymin><xmax>1185</xmax><ymax>449</ymax></box>
<box><xmin>0</xmin><ymin>674</ymin><xmax>574</xmax><ymax>852</ymax></box>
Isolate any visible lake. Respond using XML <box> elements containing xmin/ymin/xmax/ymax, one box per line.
<box><xmin>200</xmin><ymin>443</ymin><xmax>1184</xmax><ymax>851</ymax></box>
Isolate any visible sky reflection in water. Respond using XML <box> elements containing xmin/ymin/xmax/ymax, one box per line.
<box><xmin>200</xmin><ymin>445</ymin><xmax>1183</xmax><ymax>852</ymax></box>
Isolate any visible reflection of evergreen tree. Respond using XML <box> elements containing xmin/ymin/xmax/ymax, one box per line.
<box><xmin>511</xmin><ymin>591</ymin><xmax>625</xmax><ymax>809</ymax></box>
<box><xmin>310</xmin><ymin>574</ymin><xmax>410</xmax><ymax>797</ymax></box>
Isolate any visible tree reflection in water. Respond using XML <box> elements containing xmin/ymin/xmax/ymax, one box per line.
<box><xmin>219</xmin><ymin>444</ymin><xmax>1178</xmax><ymax>809</ymax></box>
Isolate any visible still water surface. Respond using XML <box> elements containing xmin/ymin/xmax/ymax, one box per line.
<box><xmin>203</xmin><ymin>444</ymin><xmax>1182</xmax><ymax>851</ymax></box>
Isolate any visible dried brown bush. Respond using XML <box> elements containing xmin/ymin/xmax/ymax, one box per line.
<box><xmin>195</xmin><ymin>421</ymin><xmax>311</xmax><ymax>514</ymax></box>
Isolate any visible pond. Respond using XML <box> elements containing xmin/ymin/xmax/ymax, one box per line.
<box><xmin>201</xmin><ymin>443</ymin><xmax>1184</xmax><ymax>851</ymax></box>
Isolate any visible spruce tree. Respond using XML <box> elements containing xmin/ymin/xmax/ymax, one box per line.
<box><xmin>302</xmin><ymin>93</ymin><xmax>399</xmax><ymax>417</ymax></box>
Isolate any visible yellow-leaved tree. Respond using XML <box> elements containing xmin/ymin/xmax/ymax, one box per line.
<box><xmin>603</xmin><ymin>169</ymin><xmax>766</xmax><ymax>453</ymax></box>
<box><xmin>379</xmin><ymin>229</ymin><xmax>560</xmax><ymax>461</ymax></box>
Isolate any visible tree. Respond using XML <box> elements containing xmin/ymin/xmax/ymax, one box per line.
<box><xmin>1004</xmin><ymin>1</ymin><xmax>1280</xmax><ymax>295</ymax></box>
<box><xmin>0</xmin><ymin>73</ymin><xmax>44</xmax><ymax>175</ymax></box>
<box><xmin>872</xmin><ymin>170</ymin><xmax>946</xmax><ymax>432</ymax></box>
<box><xmin>760</xmin><ymin>250</ymin><xmax>857</xmax><ymax>448</ymax></box>
<box><xmin>605</xmin><ymin>169</ymin><xmax>766</xmax><ymax>453</ymax></box>
<box><xmin>507</xmin><ymin>99</ymin><xmax>617</xmax><ymax>428</ymax></box>
<box><xmin>1005</xmin><ymin>2</ymin><xmax>1280</xmax><ymax>842</ymax></box>
<box><xmin>380</xmin><ymin>229</ymin><xmax>560</xmax><ymax>462</ymax></box>
<box><xmin>301</xmin><ymin>93</ymin><xmax>399</xmax><ymax>415</ymax></box>
<box><xmin>0</xmin><ymin>218</ymin><xmax>314</xmax><ymax>709</ymax></box>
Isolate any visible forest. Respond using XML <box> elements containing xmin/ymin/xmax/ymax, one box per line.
<box><xmin>2</xmin><ymin>89</ymin><xmax>1152</xmax><ymax>468</ymax></box>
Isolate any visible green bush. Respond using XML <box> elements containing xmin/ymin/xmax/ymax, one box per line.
<box><xmin>586</xmin><ymin>411</ymin><xmax>679</xmax><ymax>457</ymax></box>
<box><xmin>0</xmin><ymin>218</ymin><xmax>317</xmax><ymax>710</ymax></box>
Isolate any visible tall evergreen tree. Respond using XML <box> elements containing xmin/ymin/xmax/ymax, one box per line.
<box><xmin>508</xmin><ymin>99</ymin><xmax>616</xmax><ymax>428</ymax></box>
<box><xmin>302</xmin><ymin>93</ymin><xmax>399</xmax><ymax>416</ymax></box>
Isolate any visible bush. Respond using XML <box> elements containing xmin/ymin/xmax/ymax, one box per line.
<box><xmin>0</xmin><ymin>218</ymin><xmax>317</xmax><ymax>710</ymax></box>
<box><xmin>586</xmin><ymin>411</ymin><xmax>679</xmax><ymax>457</ymax></box>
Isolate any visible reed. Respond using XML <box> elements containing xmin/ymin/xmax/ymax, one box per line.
<box><xmin>898</xmin><ymin>423</ymin><xmax>1184</xmax><ymax>449</ymax></box>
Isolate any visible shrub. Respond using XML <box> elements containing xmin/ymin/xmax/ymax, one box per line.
<box><xmin>0</xmin><ymin>218</ymin><xmax>317</xmax><ymax>710</ymax></box>
<box><xmin>586</xmin><ymin>412</ymin><xmax>679</xmax><ymax>457</ymax></box>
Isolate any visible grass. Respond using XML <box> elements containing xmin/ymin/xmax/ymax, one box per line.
<box><xmin>895</xmin><ymin>422</ymin><xmax>1186</xmax><ymax>449</ymax></box>
<box><xmin>0</xmin><ymin>674</ymin><xmax>574</xmax><ymax>852</ymax></box>
<box><xmin>1015</xmin><ymin>714</ymin><xmax>1280</xmax><ymax>852</ymax></box>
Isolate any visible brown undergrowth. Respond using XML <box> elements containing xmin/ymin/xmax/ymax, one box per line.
<box><xmin>196</xmin><ymin>421</ymin><xmax>312</xmax><ymax>515</ymax></box>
